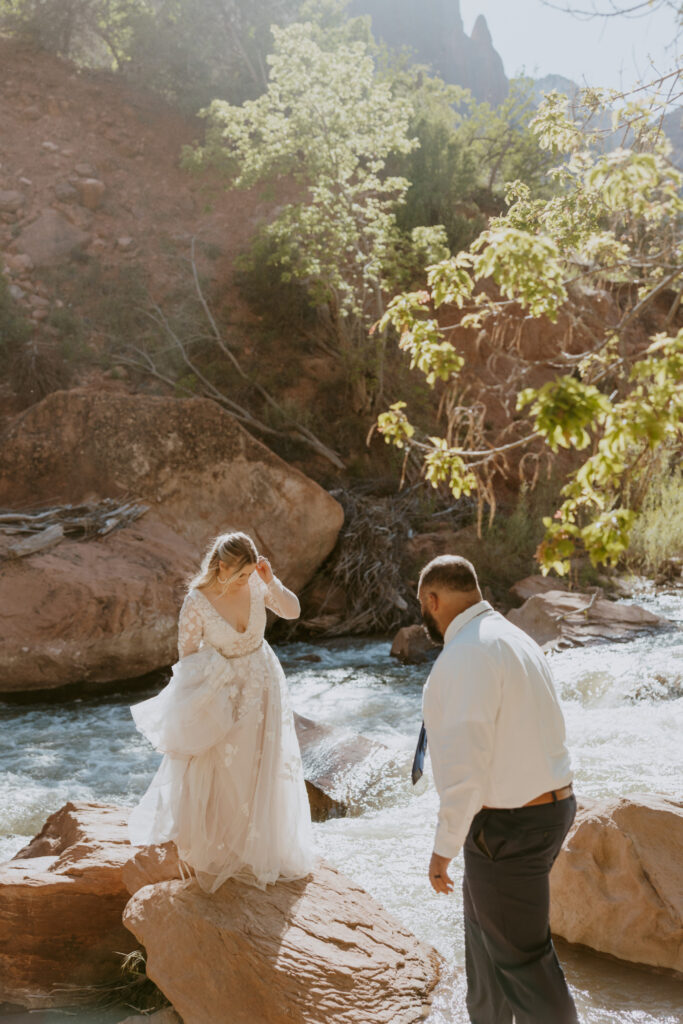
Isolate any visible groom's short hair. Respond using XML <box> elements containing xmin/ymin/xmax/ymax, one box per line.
<box><xmin>419</xmin><ymin>555</ymin><xmax>480</xmax><ymax>594</ymax></box>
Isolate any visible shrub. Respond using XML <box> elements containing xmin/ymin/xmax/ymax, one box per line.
<box><xmin>0</xmin><ymin>273</ymin><xmax>31</xmax><ymax>364</ymax></box>
<box><xmin>626</xmin><ymin>466</ymin><xmax>683</xmax><ymax>575</ymax></box>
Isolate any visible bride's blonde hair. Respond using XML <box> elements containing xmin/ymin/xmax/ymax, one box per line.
<box><xmin>188</xmin><ymin>531</ymin><xmax>259</xmax><ymax>591</ymax></box>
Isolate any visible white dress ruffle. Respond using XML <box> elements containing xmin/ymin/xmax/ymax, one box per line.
<box><xmin>128</xmin><ymin>574</ymin><xmax>315</xmax><ymax>891</ymax></box>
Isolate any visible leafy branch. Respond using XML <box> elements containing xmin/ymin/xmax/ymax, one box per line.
<box><xmin>377</xmin><ymin>86</ymin><xmax>683</xmax><ymax>572</ymax></box>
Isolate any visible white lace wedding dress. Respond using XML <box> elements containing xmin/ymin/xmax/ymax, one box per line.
<box><xmin>128</xmin><ymin>572</ymin><xmax>315</xmax><ymax>891</ymax></box>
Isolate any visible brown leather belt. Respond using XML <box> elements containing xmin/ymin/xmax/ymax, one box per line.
<box><xmin>483</xmin><ymin>783</ymin><xmax>573</xmax><ymax>810</ymax></box>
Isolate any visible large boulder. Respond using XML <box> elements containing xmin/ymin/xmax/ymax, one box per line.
<box><xmin>507</xmin><ymin>589</ymin><xmax>668</xmax><ymax>650</ymax></box>
<box><xmin>0</xmin><ymin>803</ymin><xmax>138</xmax><ymax>1009</ymax></box>
<box><xmin>550</xmin><ymin>794</ymin><xmax>683</xmax><ymax>974</ymax></box>
<box><xmin>0</xmin><ymin>390</ymin><xmax>343</xmax><ymax>692</ymax></box>
<box><xmin>0</xmin><ymin>518</ymin><xmax>195</xmax><ymax>693</ymax></box>
<box><xmin>0</xmin><ymin>390</ymin><xmax>343</xmax><ymax>590</ymax></box>
<box><xmin>294</xmin><ymin>713</ymin><xmax>390</xmax><ymax>820</ymax></box>
<box><xmin>123</xmin><ymin>852</ymin><xmax>443</xmax><ymax>1024</ymax></box>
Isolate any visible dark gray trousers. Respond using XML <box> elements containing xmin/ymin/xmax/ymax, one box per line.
<box><xmin>463</xmin><ymin>795</ymin><xmax>579</xmax><ymax>1024</ymax></box>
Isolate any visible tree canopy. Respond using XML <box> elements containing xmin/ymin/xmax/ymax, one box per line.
<box><xmin>378</xmin><ymin>86</ymin><xmax>683</xmax><ymax>572</ymax></box>
<box><xmin>185</xmin><ymin>16</ymin><xmax>449</xmax><ymax>411</ymax></box>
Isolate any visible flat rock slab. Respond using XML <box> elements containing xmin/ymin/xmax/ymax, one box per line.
<box><xmin>123</xmin><ymin>858</ymin><xmax>442</xmax><ymax>1024</ymax></box>
<box><xmin>550</xmin><ymin>794</ymin><xmax>683</xmax><ymax>975</ymax></box>
<box><xmin>0</xmin><ymin>803</ymin><xmax>139</xmax><ymax>1009</ymax></box>
<box><xmin>293</xmin><ymin>713</ymin><xmax>390</xmax><ymax>820</ymax></box>
<box><xmin>507</xmin><ymin>589</ymin><xmax>669</xmax><ymax>650</ymax></box>
<box><xmin>509</xmin><ymin>575</ymin><xmax>569</xmax><ymax>602</ymax></box>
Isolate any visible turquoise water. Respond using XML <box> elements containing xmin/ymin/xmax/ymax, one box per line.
<box><xmin>1</xmin><ymin>587</ymin><xmax>682</xmax><ymax>1023</ymax></box>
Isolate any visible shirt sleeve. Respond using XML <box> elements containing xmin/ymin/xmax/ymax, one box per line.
<box><xmin>263</xmin><ymin>576</ymin><xmax>301</xmax><ymax>620</ymax></box>
<box><xmin>423</xmin><ymin>643</ymin><xmax>502</xmax><ymax>859</ymax></box>
<box><xmin>177</xmin><ymin>591</ymin><xmax>204</xmax><ymax>659</ymax></box>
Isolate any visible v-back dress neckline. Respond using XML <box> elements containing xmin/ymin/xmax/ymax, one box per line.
<box><xmin>196</xmin><ymin>583</ymin><xmax>253</xmax><ymax>635</ymax></box>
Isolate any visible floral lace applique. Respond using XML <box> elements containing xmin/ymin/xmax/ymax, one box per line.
<box><xmin>177</xmin><ymin>590</ymin><xmax>204</xmax><ymax>658</ymax></box>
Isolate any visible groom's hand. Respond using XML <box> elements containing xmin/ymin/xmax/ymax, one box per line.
<box><xmin>429</xmin><ymin>852</ymin><xmax>454</xmax><ymax>895</ymax></box>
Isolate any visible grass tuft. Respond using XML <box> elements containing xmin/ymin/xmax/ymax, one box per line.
<box><xmin>626</xmin><ymin>466</ymin><xmax>683</xmax><ymax>576</ymax></box>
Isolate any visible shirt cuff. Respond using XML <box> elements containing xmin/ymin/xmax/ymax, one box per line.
<box><xmin>433</xmin><ymin>823</ymin><xmax>466</xmax><ymax>860</ymax></box>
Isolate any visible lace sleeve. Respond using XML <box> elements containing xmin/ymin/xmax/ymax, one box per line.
<box><xmin>178</xmin><ymin>591</ymin><xmax>204</xmax><ymax>658</ymax></box>
<box><xmin>263</xmin><ymin>576</ymin><xmax>301</xmax><ymax>620</ymax></box>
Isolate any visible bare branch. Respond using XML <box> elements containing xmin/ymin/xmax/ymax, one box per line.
<box><xmin>541</xmin><ymin>0</ymin><xmax>679</xmax><ymax>19</ymax></box>
<box><xmin>188</xmin><ymin>239</ymin><xmax>345</xmax><ymax>469</ymax></box>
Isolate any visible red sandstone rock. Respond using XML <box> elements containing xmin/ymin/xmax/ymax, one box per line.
<box><xmin>390</xmin><ymin>625</ymin><xmax>437</xmax><ymax>665</ymax></box>
<box><xmin>122</xmin><ymin>842</ymin><xmax>184</xmax><ymax>897</ymax></box>
<box><xmin>509</xmin><ymin>575</ymin><xmax>568</xmax><ymax>602</ymax></box>
<box><xmin>507</xmin><ymin>590</ymin><xmax>667</xmax><ymax>649</ymax></box>
<box><xmin>0</xmin><ymin>517</ymin><xmax>196</xmax><ymax>693</ymax></box>
<box><xmin>0</xmin><ymin>803</ymin><xmax>139</xmax><ymax>1009</ymax></box>
<box><xmin>0</xmin><ymin>390</ymin><xmax>343</xmax><ymax>693</ymax></box>
<box><xmin>550</xmin><ymin>794</ymin><xmax>683</xmax><ymax>974</ymax></box>
<box><xmin>123</xmin><ymin>857</ymin><xmax>443</xmax><ymax>1024</ymax></box>
<box><xmin>404</xmin><ymin>528</ymin><xmax>475</xmax><ymax>576</ymax></box>
<box><xmin>0</xmin><ymin>389</ymin><xmax>342</xmax><ymax>591</ymax></box>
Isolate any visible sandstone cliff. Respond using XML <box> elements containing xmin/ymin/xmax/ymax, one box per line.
<box><xmin>350</xmin><ymin>0</ymin><xmax>508</xmax><ymax>104</ymax></box>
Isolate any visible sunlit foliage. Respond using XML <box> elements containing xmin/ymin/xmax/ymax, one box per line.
<box><xmin>378</xmin><ymin>88</ymin><xmax>683</xmax><ymax>572</ymax></box>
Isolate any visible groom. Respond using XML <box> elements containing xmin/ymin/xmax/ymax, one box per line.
<box><xmin>417</xmin><ymin>555</ymin><xmax>578</xmax><ymax>1024</ymax></box>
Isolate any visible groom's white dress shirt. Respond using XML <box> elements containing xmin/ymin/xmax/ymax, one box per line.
<box><xmin>423</xmin><ymin>600</ymin><xmax>573</xmax><ymax>859</ymax></box>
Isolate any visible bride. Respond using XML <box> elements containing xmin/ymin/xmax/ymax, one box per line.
<box><xmin>128</xmin><ymin>531</ymin><xmax>315</xmax><ymax>891</ymax></box>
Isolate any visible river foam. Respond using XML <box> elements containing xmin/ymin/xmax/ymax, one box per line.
<box><xmin>1</xmin><ymin>588</ymin><xmax>681</xmax><ymax>1021</ymax></box>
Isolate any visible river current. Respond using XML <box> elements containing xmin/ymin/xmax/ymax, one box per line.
<box><xmin>1</xmin><ymin>586</ymin><xmax>682</xmax><ymax>1023</ymax></box>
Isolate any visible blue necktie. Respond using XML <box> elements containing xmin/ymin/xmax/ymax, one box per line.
<box><xmin>412</xmin><ymin>722</ymin><xmax>427</xmax><ymax>785</ymax></box>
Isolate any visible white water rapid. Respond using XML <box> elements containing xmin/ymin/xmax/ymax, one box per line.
<box><xmin>1</xmin><ymin>586</ymin><xmax>681</xmax><ymax>1023</ymax></box>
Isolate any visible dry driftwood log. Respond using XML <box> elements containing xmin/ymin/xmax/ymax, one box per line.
<box><xmin>1</xmin><ymin>500</ymin><xmax>148</xmax><ymax>558</ymax></box>
<box><xmin>299</xmin><ymin>490</ymin><xmax>417</xmax><ymax>636</ymax></box>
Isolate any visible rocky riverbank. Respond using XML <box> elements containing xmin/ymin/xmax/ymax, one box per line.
<box><xmin>2</xmin><ymin>792</ymin><xmax>681</xmax><ymax>1017</ymax></box>
<box><xmin>0</xmin><ymin>802</ymin><xmax>444</xmax><ymax>1021</ymax></box>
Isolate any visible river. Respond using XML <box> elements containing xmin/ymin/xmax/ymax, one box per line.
<box><xmin>1</xmin><ymin>586</ymin><xmax>682</xmax><ymax>1023</ymax></box>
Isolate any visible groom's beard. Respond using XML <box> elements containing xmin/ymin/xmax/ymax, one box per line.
<box><xmin>421</xmin><ymin>608</ymin><xmax>443</xmax><ymax>645</ymax></box>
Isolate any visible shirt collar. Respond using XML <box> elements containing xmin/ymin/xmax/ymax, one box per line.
<box><xmin>442</xmin><ymin>600</ymin><xmax>493</xmax><ymax>646</ymax></box>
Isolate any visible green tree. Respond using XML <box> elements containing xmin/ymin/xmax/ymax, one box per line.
<box><xmin>460</xmin><ymin>79</ymin><xmax>559</xmax><ymax>198</ymax></box>
<box><xmin>122</xmin><ymin>0</ymin><xmax>302</xmax><ymax>110</ymax></box>
<box><xmin>0</xmin><ymin>0</ymin><xmax>146</xmax><ymax>66</ymax></box>
<box><xmin>377</xmin><ymin>87</ymin><xmax>683</xmax><ymax>573</ymax></box>
<box><xmin>390</xmin><ymin>73</ymin><xmax>557</xmax><ymax>252</ymax></box>
<box><xmin>186</xmin><ymin>16</ymin><xmax>448</xmax><ymax>411</ymax></box>
<box><xmin>389</xmin><ymin>71</ymin><xmax>483</xmax><ymax>251</ymax></box>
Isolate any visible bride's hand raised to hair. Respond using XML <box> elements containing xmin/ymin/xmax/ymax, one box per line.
<box><xmin>255</xmin><ymin>556</ymin><xmax>274</xmax><ymax>585</ymax></box>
